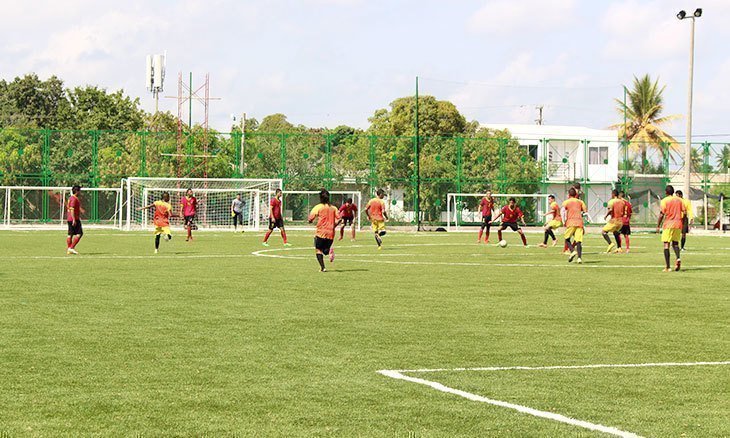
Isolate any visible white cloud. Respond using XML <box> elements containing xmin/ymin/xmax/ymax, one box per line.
<box><xmin>601</xmin><ymin>1</ymin><xmax>686</xmax><ymax>60</ymax></box>
<box><xmin>467</xmin><ymin>0</ymin><xmax>576</xmax><ymax>35</ymax></box>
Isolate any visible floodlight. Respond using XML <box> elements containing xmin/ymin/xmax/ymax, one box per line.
<box><xmin>693</xmin><ymin>8</ymin><xmax>702</xmax><ymax>17</ymax></box>
<box><xmin>677</xmin><ymin>10</ymin><xmax>686</xmax><ymax>19</ymax></box>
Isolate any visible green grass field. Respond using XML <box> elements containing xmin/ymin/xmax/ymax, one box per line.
<box><xmin>1</xmin><ymin>229</ymin><xmax>728</xmax><ymax>437</ymax></box>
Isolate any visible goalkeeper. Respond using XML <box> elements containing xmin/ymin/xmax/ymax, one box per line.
<box><xmin>231</xmin><ymin>193</ymin><xmax>245</xmax><ymax>232</ymax></box>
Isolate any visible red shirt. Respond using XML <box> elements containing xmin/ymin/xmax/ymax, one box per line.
<box><xmin>622</xmin><ymin>201</ymin><xmax>632</xmax><ymax>225</ymax></box>
<box><xmin>67</xmin><ymin>195</ymin><xmax>81</xmax><ymax>221</ymax></box>
<box><xmin>501</xmin><ymin>205</ymin><xmax>523</xmax><ymax>223</ymax></box>
<box><xmin>181</xmin><ymin>196</ymin><xmax>197</xmax><ymax>217</ymax></box>
<box><xmin>339</xmin><ymin>203</ymin><xmax>358</xmax><ymax>218</ymax></box>
<box><xmin>480</xmin><ymin>197</ymin><xmax>494</xmax><ymax>217</ymax></box>
<box><xmin>661</xmin><ymin>196</ymin><xmax>685</xmax><ymax>229</ymax></box>
<box><xmin>270</xmin><ymin>197</ymin><xmax>282</xmax><ymax>219</ymax></box>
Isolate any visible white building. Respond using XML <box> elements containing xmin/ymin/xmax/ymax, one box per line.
<box><xmin>482</xmin><ymin>123</ymin><xmax>621</xmax><ymax>221</ymax></box>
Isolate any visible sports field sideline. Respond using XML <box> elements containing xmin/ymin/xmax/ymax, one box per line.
<box><xmin>1</xmin><ymin>230</ymin><xmax>728</xmax><ymax>436</ymax></box>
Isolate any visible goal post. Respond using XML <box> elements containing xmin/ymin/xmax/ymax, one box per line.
<box><xmin>446</xmin><ymin>192</ymin><xmax>552</xmax><ymax>232</ymax></box>
<box><xmin>0</xmin><ymin>186</ymin><xmax>123</xmax><ymax>229</ymax></box>
<box><xmin>262</xmin><ymin>190</ymin><xmax>363</xmax><ymax>230</ymax></box>
<box><xmin>124</xmin><ymin>177</ymin><xmax>282</xmax><ymax>231</ymax></box>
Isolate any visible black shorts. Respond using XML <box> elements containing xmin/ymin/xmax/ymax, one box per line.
<box><xmin>620</xmin><ymin>224</ymin><xmax>631</xmax><ymax>235</ymax></box>
<box><xmin>314</xmin><ymin>236</ymin><xmax>333</xmax><ymax>252</ymax></box>
<box><xmin>500</xmin><ymin>222</ymin><xmax>520</xmax><ymax>232</ymax></box>
<box><xmin>682</xmin><ymin>217</ymin><xmax>689</xmax><ymax>233</ymax></box>
<box><xmin>184</xmin><ymin>215</ymin><xmax>195</xmax><ymax>226</ymax></box>
<box><xmin>342</xmin><ymin>216</ymin><xmax>354</xmax><ymax>226</ymax></box>
<box><xmin>269</xmin><ymin>217</ymin><xmax>284</xmax><ymax>230</ymax></box>
<box><xmin>67</xmin><ymin>220</ymin><xmax>83</xmax><ymax>236</ymax></box>
<box><xmin>482</xmin><ymin>215</ymin><xmax>492</xmax><ymax>226</ymax></box>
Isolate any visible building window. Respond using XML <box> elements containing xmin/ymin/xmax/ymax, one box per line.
<box><xmin>589</xmin><ymin>146</ymin><xmax>608</xmax><ymax>165</ymax></box>
<box><xmin>520</xmin><ymin>145</ymin><xmax>539</xmax><ymax>161</ymax></box>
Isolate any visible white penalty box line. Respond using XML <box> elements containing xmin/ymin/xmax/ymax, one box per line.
<box><xmin>378</xmin><ymin>361</ymin><xmax>730</xmax><ymax>438</ymax></box>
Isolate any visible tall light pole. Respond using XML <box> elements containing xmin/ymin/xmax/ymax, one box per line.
<box><xmin>677</xmin><ymin>8</ymin><xmax>702</xmax><ymax>197</ymax></box>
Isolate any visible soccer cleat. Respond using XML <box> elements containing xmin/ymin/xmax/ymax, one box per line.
<box><xmin>484</xmin><ymin>239</ymin><xmax>489</xmax><ymax>244</ymax></box>
<box><xmin>329</xmin><ymin>249</ymin><xmax>335</xmax><ymax>263</ymax></box>
<box><xmin>606</xmin><ymin>243</ymin><xmax>616</xmax><ymax>253</ymax></box>
<box><xmin>538</xmin><ymin>243</ymin><xmax>547</xmax><ymax>248</ymax></box>
<box><xmin>262</xmin><ymin>242</ymin><xmax>270</xmax><ymax>247</ymax></box>
<box><xmin>675</xmin><ymin>259</ymin><xmax>681</xmax><ymax>271</ymax></box>
<box><xmin>568</xmin><ymin>251</ymin><xmax>578</xmax><ymax>263</ymax></box>
<box><xmin>613</xmin><ymin>248</ymin><xmax>623</xmax><ymax>254</ymax></box>
<box><xmin>563</xmin><ymin>250</ymin><xmax>572</xmax><ymax>256</ymax></box>
<box><xmin>377</xmin><ymin>246</ymin><xmax>382</xmax><ymax>251</ymax></box>
<box><xmin>283</xmin><ymin>243</ymin><xmax>292</xmax><ymax>247</ymax></box>
<box><xmin>66</xmin><ymin>248</ymin><xmax>78</xmax><ymax>255</ymax></box>
<box><xmin>551</xmin><ymin>240</ymin><xmax>557</xmax><ymax>247</ymax></box>
<box><xmin>626</xmin><ymin>249</ymin><xmax>630</xmax><ymax>254</ymax></box>
<box><xmin>154</xmin><ymin>249</ymin><xmax>159</xmax><ymax>254</ymax></box>
<box><xmin>320</xmin><ymin>268</ymin><xmax>327</xmax><ymax>272</ymax></box>
<box><xmin>351</xmin><ymin>239</ymin><xmax>356</xmax><ymax>242</ymax></box>
<box><xmin>662</xmin><ymin>268</ymin><xmax>671</xmax><ymax>272</ymax></box>
<box><xmin>576</xmin><ymin>258</ymin><xmax>582</xmax><ymax>264</ymax></box>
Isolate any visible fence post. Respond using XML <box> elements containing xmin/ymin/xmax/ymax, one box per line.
<box><xmin>42</xmin><ymin>129</ymin><xmax>52</xmax><ymax>223</ymax></box>
<box><xmin>91</xmin><ymin>130</ymin><xmax>99</xmax><ymax>223</ymax></box>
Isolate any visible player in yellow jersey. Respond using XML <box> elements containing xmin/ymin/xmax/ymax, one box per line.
<box><xmin>539</xmin><ymin>194</ymin><xmax>561</xmax><ymax>247</ymax></box>
<box><xmin>675</xmin><ymin>190</ymin><xmax>693</xmax><ymax>251</ymax></box>
<box><xmin>365</xmin><ymin>189</ymin><xmax>388</xmax><ymax>249</ymax></box>
<box><xmin>137</xmin><ymin>192</ymin><xmax>177</xmax><ymax>253</ymax></box>
<box><xmin>308</xmin><ymin>189</ymin><xmax>342</xmax><ymax>272</ymax></box>
<box><xmin>601</xmin><ymin>189</ymin><xmax>625</xmax><ymax>253</ymax></box>
<box><xmin>562</xmin><ymin>187</ymin><xmax>587</xmax><ymax>264</ymax></box>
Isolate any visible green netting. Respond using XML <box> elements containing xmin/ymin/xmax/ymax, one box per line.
<box><xmin>1</xmin><ymin>128</ymin><xmax>728</xmax><ymax>226</ymax></box>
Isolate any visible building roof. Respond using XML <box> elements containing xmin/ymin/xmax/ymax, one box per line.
<box><xmin>481</xmin><ymin>123</ymin><xmax>619</xmax><ymax>141</ymax></box>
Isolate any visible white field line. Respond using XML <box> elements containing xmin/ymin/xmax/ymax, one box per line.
<box><xmin>252</xmin><ymin>246</ymin><xmax>729</xmax><ymax>269</ymax></box>
<box><xmin>378</xmin><ymin>361</ymin><xmax>730</xmax><ymax>438</ymax></box>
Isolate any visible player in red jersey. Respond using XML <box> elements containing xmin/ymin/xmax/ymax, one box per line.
<box><xmin>263</xmin><ymin>189</ymin><xmax>290</xmax><ymax>246</ymax></box>
<box><xmin>180</xmin><ymin>188</ymin><xmax>197</xmax><ymax>242</ymax></box>
<box><xmin>656</xmin><ymin>185</ymin><xmax>686</xmax><ymax>272</ymax></box>
<box><xmin>477</xmin><ymin>190</ymin><xmax>495</xmax><ymax>243</ymax></box>
<box><xmin>66</xmin><ymin>185</ymin><xmax>83</xmax><ymax>255</ymax></box>
<box><xmin>338</xmin><ymin>197</ymin><xmax>358</xmax><ymax>241</ymax></box>
<box><xmin>618</xmin><ymin>191</ymin><xmax>632</xmax><ymax>253</ymax></box>
<box><xmin>308</xmin><ymin>189</ymin><xmax>342</xmax><ymax>272</ymax></box>
<box><xmin>491</xmin><ymin>197</ymin><xmax>528</xmax><ymax>246</ymax></box>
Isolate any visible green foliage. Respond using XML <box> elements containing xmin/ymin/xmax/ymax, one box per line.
<box><xmin>368</xmin><ymin>95</ymin><xmax>468</xmax><ymax>137</ymax></box>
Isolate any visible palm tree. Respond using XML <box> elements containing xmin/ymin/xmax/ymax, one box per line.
<box><xmin>613</xmin><ymin>75</ymin><xmax>681</xmax><ymax>173</ymax></box>
<box><xmin>718</xmin><ymin>144</ymin><xmax>730</xmax><ymax>173</ymax></box>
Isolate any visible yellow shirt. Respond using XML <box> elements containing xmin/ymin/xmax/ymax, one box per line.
<box><xmin>681</xmin><ymin>198</ymin><xmax>694</xmax><ymax>220</ymax></box>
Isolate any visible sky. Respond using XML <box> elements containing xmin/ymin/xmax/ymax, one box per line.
<box><xmin>2</xmin><ymin>0</ymin><xmax>729</xmax><ymax>141</ymax></box>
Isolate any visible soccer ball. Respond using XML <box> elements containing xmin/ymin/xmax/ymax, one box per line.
<box><xmin>498</xmin><ymin>240</ymin><xmax>508</xmax><ymax>248</ymax></box>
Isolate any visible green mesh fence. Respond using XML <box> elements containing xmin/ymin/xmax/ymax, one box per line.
<box><xmin>0</xmin><ymin>128</ymin><xmax>728</xmax><ymax>226</ymax></box>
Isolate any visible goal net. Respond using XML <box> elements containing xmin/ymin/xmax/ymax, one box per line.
<box><xmin>262</xmin><ymin>190</ymin><xmax>362</xmax><ymax>230</ymax></box>
<box><xmin>1</xmin><ymin>186</ymin><xmax>123</xmax><ymax>229</ymax></box>
<box><xmin>446</xmin><ymin>192</ymin><xmax>552</xmax><ymax>232</ymax></box>
<box><xmin>124</xmin><ymin>178</ymin><xmax>282</xmax><ymax>231</ymax></box>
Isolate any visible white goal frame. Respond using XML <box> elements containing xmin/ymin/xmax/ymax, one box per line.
<box><xmin>124</xmin><ymin>177</ymin><xmax>282</xmax><ymax>231</ymax></box>
<box><xmin>1</xmin><ymin>186</ymin><xmax>123</xmax><ymax>229</ymax></box>
<box><xmin>262</xmin><ymin>190</ymin><xmax>363</xmax><ymax>231</ymax></box>
<box><xmin>446</xmin><ymin>192</ymin><xmax>552</xmax><ymax>232</ymax></box>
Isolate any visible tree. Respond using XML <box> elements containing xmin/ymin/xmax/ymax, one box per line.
<box><xmin>368</xmin><ymin>95</ymin><xmax>467</xmax><ymax>137</ymax></box>
<box><xmin>0</xmin><ymin>74</ymin><xmax>68</xmax><ymax>129</ymax></box>
<box><xmin>258</xmin><ymin>113</ymin><xmax>296</xmax><ymax>133</ymax></box>
<box><xmin>613</xmin><ymin>75</ymin><xmax>681</xmax><ymax>173</ymax></box>
<box><xmin>718</xmin><ymin>145</ymin><xmax>730</xmax><ymax>173</ymax></box>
